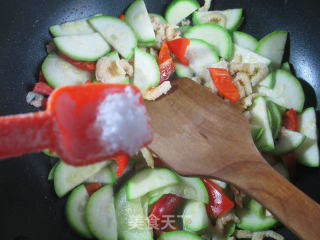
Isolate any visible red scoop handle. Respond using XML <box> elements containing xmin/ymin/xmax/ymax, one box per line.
<box><xmin>0</xmin><ymin>111</ymin><xmax>55</xmax><ymax>159</ymax></box>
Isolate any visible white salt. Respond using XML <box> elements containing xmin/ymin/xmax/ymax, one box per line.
<box><xmin>94</xmin><ymin>86</ymin><xmax>152</xmax><ymax>156</ymax></box>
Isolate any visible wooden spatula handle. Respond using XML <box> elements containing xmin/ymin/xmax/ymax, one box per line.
<box><xmin>213</xmin><ymin>155</ymin><xmax>320</xmax><ymax>240</ymax></box>
<box><xmin>0</xmin><ymin>111</ymin><xmax>55</xmax><ymax>160</ymax></box>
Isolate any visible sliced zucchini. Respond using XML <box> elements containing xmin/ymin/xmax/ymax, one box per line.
<box><xmin>173</xmin><ymin>59</ymin><xmax>193</xmax><ymax>78</ymax></box>
<box><xmin>267</xmin><ymin>101</ymin><xmax>282</xmax><ymax>139</ymax></box>
<box><xmin>42</xmin><ymin>53</ymin><xmax>92</xmax><ymax>88</ymax></box>
<box><xmin>159</xmin><ymin>230</ymin><xmax>202</xmax><ymax>240</ymax></box>
<box><xmin>49</xmin><ymin>14</ymin><xmax>102</xmax><ymax>37</ymax></box>
<box><xmin>65</xmin><ymin>185</ymin><xmax>92</xmax><ymax>238</ymax></box>
<box><xmin>165</xmin><ymin>0</ymin><xmax>200</xmax><ymax>25</ymax></box>
<box><xmin>85</xmin><ymin>166</ymin><xmax>115</xmax><ymax>184</ymax></box>
<box><xmin>183</xmin><ymin>200</ymin><xmax>209</xmax><ymax>232</ymax></box>
<box><xmin>53</xmin><ymin>160</ymin><xmax>111</xmax><ymax>198</ymax></box>
<box><xmin>185</xmin><ymin>39</ymin><xmax>219</xmax><ymax>78</ymax></box>
<box><xmin>184</xmin><ymin>23</ymin><xmax>233</xmax><ymax>59</ymax></box>
<box><xmin>211</xmin><ymin>222</ymin><xmax>236</xmax><ymax>240</ymax></box>
<box><xmin>237</xmin><ymin>207</ymin><xmax>277</xmax><ymax>231</ymax></box>
<box><xmin>48</xmin><ymin>162</ymin><xmax>58</xmax><ymax>181</ymax></box>
<box><xmin>250</xmin><ymin>97</ymin><xmax>275</xmax><ymax>151</ymax></box>
<box><xmin>255</xmin><ymin>30</ymin><xmax>288</xmax><ymax>68</ymax></box>
<box><xmin>54</xmin><ymin>33</ymin><xmax>110</xmax><ymax>61</ymax></box>
<box><xmin>126</xmin><ymin>168</ymin><xmax>180</xmax><ymax>200</ymax></box>
<box><xmin>231</xmin><ymin>44</ymin><xmax>271</xmax><ymax>66</ymax></box>
<box><xmin>138</xmin><ymin>40</ymin><xmax>157</xmax><ymax>47</ymax></box>
<box><xmin>281</xmin><ymin>62</ymin><xmax>291</xmax><ymax>73</ymax></box>
<box><xmin>125</xmin><ymin>0</ymin><xmax>156</xmax><ymax>43</ymax></box>
<box><xmin>86</xmin><ymin>185</ymin><xmax>117</xmax><ymax>240</ymax></box>
<box><xmin>192</xmin><ymin>9</ymin><xmax>243</xmax><ymax>32</ymax></box>
<box><xmin>147</xmin><ymin>176</ymin><xmax>209</xmax><ymax>204</ymax></box>
<box><xmin>88</xmin><ymin>16</ymin><xmax>137</xmax><ymax>60</ymax></box>
<box><xmin>258</xmin><ymin>71</ymin><xmax>275</xmax><ymax>89</ymax></box>
<box><xmin>257</xmin><ymin>69</ymin><xmax>305</xmax><ymax>112</ymax></box>
<box><xmin>133</xmin><ymin>48</ymin><xmax>160</xmax><ymax>92</ymax></box>
<box><xmin>251</xmin><ymin>125</ymin><xmax>264</xmax><ymax>142</ymax></box>
<box><xmin>115</xmin><ymin>187</ymin><xmax>153</xmax><ymax>240</ymax></box>
<box><xmin>295</xmin><ymin>107</ymin><xmax>320</xmax><ymax>167</ymax></box>
<box><xmin>233</xmin><ymin>31</ymin><xmax>258</xmax><ymax>51</ymax></box>
<box><xmin>269</xmin><ymin>128</ymin><xmax>306</xmax><ymax>155</ymax></box>
<box><xmin>248</xmin><ymin>198</ymin><xmax>264</xmax><ymax>218</ymax></box>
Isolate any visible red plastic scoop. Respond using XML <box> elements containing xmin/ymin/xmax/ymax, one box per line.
<box><xmin>0</xmin><ymin>83</ymin><xmax>152</xmax><ymax>166</ymax></box>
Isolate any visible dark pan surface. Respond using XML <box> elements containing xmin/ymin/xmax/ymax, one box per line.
<box><xmin>0</xmin><ymin>0</ymin><xmax>319</xmax><ymax>239</ymax></box>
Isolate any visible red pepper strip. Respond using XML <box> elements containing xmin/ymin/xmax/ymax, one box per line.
<box><xmin>202</xmin><ymin>178</ymin><xmax>234</xmax><ymax>217</ymax></box>
<box><xmin>39</xmin><ymin>71</ymin><xmax>45</xmax><ymax>82</ymax></box>
<box><xmin>85</xmin><ymin>183</ymin><xmax>102</xmax><ymax>196</ymax></box>
<box><xmin>158</xmin><ymin>41</ymin><xmax>175</xmax><ymax>83</ymax></box>
<box><xmin>33</xmin><ymin>81</ymin><xmax>54</xmax><ymax>96</ymax></box>
<box><xmin>57</xmin><ymin>51</ymin><xmax>96</xmax><ymax>72</ymax></box>
<box><xmin>282</xmin><ymin>152</ymin><xmax>296</xmax><ymax>180</ymax></box>
<box><xmin>167</xmin><ymin>38</ymin><xmax>190</xmax><ymax>65</ymax></box>
<box><xmin>148</xmin><ymin>193</ymin><xmax>181</xmax><ymax>229</ymax></box>
<box><xmin>119</xmin><ymin>14</ymin><xmax>125</xmax><ymax>20</ymax></box>
<box><xmin>208</xmin><ymin>68</ymin><xmax>240</xmax><ymax>102</ymax></box>
<box><xmin>113</xmin><ymin>154</ymin><xmax>129</xmax><ymax>177</ymax></box>
<box><xmin>85</xmin><ymin>80</ymin><xmax>92</xmax><ymax>84</ymax></box>
<box><xmin>282</xmin><ymin>108</ymin><xmax>298</xmax><ymax>131</ymax></box>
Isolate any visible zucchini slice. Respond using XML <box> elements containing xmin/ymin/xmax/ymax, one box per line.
<box><xmin>165</xmin><ymin>0</ymin><xmax>200</xmax><ymax>25</ymax></box>
<box><xmin>184</xmin><ymin>23</ymin><xmax>233</xmax><ymax>59</ymax></box>
<box><xmin>125</xmin><ymin>0</ymin><xmax>156</xmax><ymax>43</ymax></box>
<box><xmin>255</xmin><ymin>30</ymin><xmax>288</xmax><ymax>68</ymax></box>
<box><xmin>233</xmin><ymin>31</ymin><xmax>258</xmax><ymax>51</ymax></box>
<box><xmin>257</xmin><ymin>69</ymin><xmax>305</xmax><ymax>112</ymax></box>
<box><xmin>88</xmin><ymin>16</ymin><xmax>137</xmax><ymax>60</ymax></box>
<box><xmin>126</xmin><ymin>168</ymin><xmax>180</xmax><ymax>200</ymax></box>
<box><xmin>86</xmin><ymin>185</ymin><xmax>117</xmax><ymax>240</ymax></box>
<box><xmin>65</xmin><ymin>185</ymin><xmax>92</xmax><ymax>238</ymax></box>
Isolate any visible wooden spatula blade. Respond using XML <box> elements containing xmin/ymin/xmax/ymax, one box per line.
<box><xmin>146</xmin><ymin>78</ymin><xmax>260</xmax><ymax>177</ymax></box>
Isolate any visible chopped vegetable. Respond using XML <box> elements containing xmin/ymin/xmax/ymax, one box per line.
<box><xmin>85</xmin><ymin>183</ymin><xmax>102</xmax><ymax>196</ymax></box>
<box><xmin>57</xmin><ymin>51</ymin><xmax>96</xmax><ymax>72</ymax></box>
<box><xmin>33</xmin><ymin>81</ymin><xmax>54</xmax><ymax>96</ymax></box>
<box><xmin>119</xmin><ymin>14</ymin><xmax>125</xmax><ymax>20</ymax></box>
<box><xmin>202</xmin><ymin>178</ymin><xmax>234</xmax><ymax>217</ymax></box>
<box><xmin>158</xmin><ymin>41</ymin><xmax>175</xmax><ymax>83</ymax></box>
<box><xmin>148</xmin><ymin>193</ymin><xmax>181</xmax><ymax>229</ymax></box>
<box><xmin>113</xmin><ymin>154</ymin><xmax>129</xmax><ymax>177</ymax></box>
<box><xmin>208</xmin><ymin>68</ymin><xmax>240</xmax><ymax>101</ymax></box>
<box><xmin>282</xmin><ymin>108</ymin><xmax>298</xmax><ymax>131</ymax></box>
<box><xmin>167</xmin><ymin>38</ymin><xmax>190</xmax><ymax>65</ymax></box>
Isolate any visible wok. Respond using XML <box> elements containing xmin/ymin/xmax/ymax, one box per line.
<box><xmin>0</xmin><ymin>0</ymin><xmax>319</xmax><ymax>239</ymax></box>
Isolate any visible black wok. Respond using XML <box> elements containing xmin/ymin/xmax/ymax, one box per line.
<box><xmin>0</xmin><ymin>0</ymin><xmax>319</xmax><ymax>239</ymax></box>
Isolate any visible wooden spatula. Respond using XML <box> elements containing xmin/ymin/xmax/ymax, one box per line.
<box><xmin>146</xmin><ymin>78</ymin><xmax>320</xmax><ymax>240</ymax></box>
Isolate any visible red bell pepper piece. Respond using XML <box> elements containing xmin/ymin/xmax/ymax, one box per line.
<box><xmin>57</xmin><ymin>51</ymin><xmax>96</xmax><ymax>72</ymax></box>
<box><xmin>167</xmin><ymin>38</ymin><xmax>190</xmax><ymax>65</ymax></box>
<box><xmin>158</xmin><ymin>41</ymin><xmax>175</xmax><ymax>83</ymax></box>
<box><xmin>202</xmin><ymin>178</ymin><xmax>234</xmax><ymax>217</ymax></box>
<box><xmin>208</xmin><ymin>68</ymin><xmax>240</xmax><ymax>102</ymax></box>
<box><xmin>33</xmin><ymin>82</ymin><xmax>54</xmax><ymax>96</ymax></box>
<box><xmin>282</xmin><ymin>108</ymin><xmax>298</xmax><ymax>131</ymax></box>
<box><xmin>119</xmin><ymin>14</ymin><xmax>125</xmax><ymax>20</ymax></box>
<box><xmin>85</xmin><ymin>183</ymin><xmax>102</xmax><ymax>196</ymax></box>
<box><xmin>41</xmin><ymin>98</ymin><xmax>48</xmax><ymax>111</ymax></box>
<box><xmin>148</xmin><ymin>194</ymin><xmax>181</xmax><ymax>229</ymax></box>
<box><xmin>281</xmin><ymin>152</ymin><xmax>296</xmax><ymax>180</ymax></box>
<box><xmin>113</xmin><ymin>154</ymin><xmax>129</xmax><ymax>177</ymax></box>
